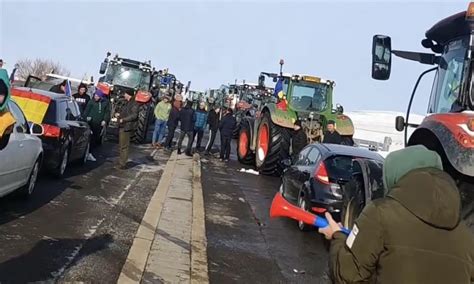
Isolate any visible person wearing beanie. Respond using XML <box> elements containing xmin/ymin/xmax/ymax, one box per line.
<box><xmin>322</xmin><ymin>120</ymin><xmax>342</xmax><ymax>144</ymax></box>
<box><xmin>319</xmin><ymin>145</ymin><xmax>474</xmax><ymax>283</ymax></box>
<box><xmin>83</xmin><ymin>88</ymin><xmax>111</xmax><ymax>161</ymax></box>
<box><xmin>73</xmin><ymin>82</ymin><xmax>90</xmax><ymax>114</ymax></box>
<box><xmin>291</xmin><ymin>119</ymin><xmax>308</xmax><ymax>157</ymax></box>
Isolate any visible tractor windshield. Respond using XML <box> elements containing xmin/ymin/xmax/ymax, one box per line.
<box><xmin>428</xmin><ymin>37</ymin><xmax>468</xmax><ymax>113</ymax></box>
<box><xmin>290</xmin><ymin>82</ymin><xmax>329</xmax><ymax>112</ymax></box>
<box><xmin>104</xmin><ymin>65</ymin><xmax>151</xmax><ymax>90</ymax></box>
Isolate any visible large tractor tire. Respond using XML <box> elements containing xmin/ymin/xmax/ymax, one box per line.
<box><xmin>255</xmin><ymin>112</ymin><xmax>291</xmax><ymax>176</ymax></box>
<box><xmin>458</xmin><ymin>181</ymin><xmax>474</xmax><ymax>233</ymax></box>
<box><xmin>237</xmin><ymin>121</ymin><xmax>255</xmax><ymax>165</ymax></box>
<box><xmin>132</xmin><ymin>103</ymin><xmax>151</xmax><ymax>144</ymax></box>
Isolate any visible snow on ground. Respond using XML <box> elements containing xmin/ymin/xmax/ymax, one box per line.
<box><xmin>346</xmin><ymin>110</ymin><xmax>425</xmax><ymax>157</ymax></box>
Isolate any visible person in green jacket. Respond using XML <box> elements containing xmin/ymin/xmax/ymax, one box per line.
<box><xmin>83</xmin><ymin>88</ymin><xmax>111</xmax><ymax>161</ymax></box>
<box><xmin>319</xmin><ymin>145</ymin><xmax>474</xmax><ymax>284</ymax></box>
<box><xmin>152</xmin><ymin>95</ymin><xmax>171</xmax><ymax>148</ymax></box>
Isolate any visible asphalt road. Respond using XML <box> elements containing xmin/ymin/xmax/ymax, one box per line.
<box><xmin>0</xmin><ymin>139</ymin><xmax>167</xmax><ymax>283</ymax></box>
<box><xmin>201</xmin><ymin>140</ymin><xmax>331</xmax><ymax>284</ymax></box>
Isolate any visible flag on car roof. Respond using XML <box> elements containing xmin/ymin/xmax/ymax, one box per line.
<box><xmin>65</xmin><ymin>80</ymin><xmax>72</xmax><ymax>97</ymax></box>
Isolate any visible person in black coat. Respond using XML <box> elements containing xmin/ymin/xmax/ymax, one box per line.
<box><xmin>292</xmin><ymin>120</ymin><xmax>308</xmax><ymax>157</ymax></box>
<box><xmin>163</xmin><ymin>99</ymin><xmax>182</xmax><ymax>150</ymax></box>
<box><xmin>322</xmin><ymin>120</ymin><xmax>342</xmax><ymax>144</ymax></box>
<box><xmin>204</xmin><ymin>107</ymin><xmax>220</xmax><ymax>155</ymax></box>
<box><xmin>219</xmin><ymin>108</ymin><xmax>237</xmax><ymax>161</ymax></box>
<box><xmin>177</xmin><ymin>101</ymin><xmax>195</xmax><ymax>156</ymax></box>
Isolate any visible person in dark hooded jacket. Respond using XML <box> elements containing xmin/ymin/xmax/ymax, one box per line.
<box><xmin>163</xmin><ymin>97</ymin><xmax>182</xmax><ymax>150</ymax></box>
<box><xmin>176</xmin><ymin>101</ymin><xmax>195</xmax><ymax>156</ymax></box>
<box><xmin>322</xmin><ymin>120</ymin><xmax>342</xmax><ymax>144</ymax></box>
<box><xmin>319</xmin><ymin>145</ymin><xmax>474</xmax><ymax>284</ymax></box>
<box><xmin>291</xmin><ymin>120</ymin><xmax>307</xmax><ymax>157</ymax></box>
<box><xmin>73</xmin><ymin>83</ymin><xmax>90</xmax><ymax>114</ymax></box>
<box><xmin>219</xmin><ymin>108</ymin><xmax>236</xmax><ymax>161</ymax></box>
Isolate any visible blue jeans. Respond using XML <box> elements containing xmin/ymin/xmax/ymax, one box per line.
<box><xmin>152</xmin><ymin>119</ymin><xmax>167</xmax><ymax>144</ymax></box>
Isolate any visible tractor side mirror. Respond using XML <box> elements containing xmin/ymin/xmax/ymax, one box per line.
<box><xmin>273</xmin><ymin>77</ymin><xmax>278</xmax><ymax>83</ymax></box>
<box><xmin>336</xmin><ymin>103</ymin><xmax>344</xmax><ymax>114</ymax></box>
<box><xmin>372</xmin><ymin>35</ymin><xmax>392</xmax><ymax>80</ymax></box>
<box><xmin>395</xmin><ymin>116</ymin><xmax>405</xmax><ymax>132</ymax></box>
<box><xmin>258</xmin><ymin>75</ymin><xmax>265</xmax><ymax>89</ymax></box>
<box><xmin>99</xmin><ymin>62</ymin><xmax>107</xmax><ymax>74</ymax></box>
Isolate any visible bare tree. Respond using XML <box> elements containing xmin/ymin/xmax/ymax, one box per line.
<box><xmin>15</xmin><ymin>58</ymin><xmax>71</xmax><ymax>81</ymax></box>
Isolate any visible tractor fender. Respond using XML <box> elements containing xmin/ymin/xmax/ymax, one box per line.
<box><xmin>408</xmin><ymin>113</ymin><xmax>474</xmax><ymax>177</ymax></box>
<box><xmin>335</xmin><ymin>114</ymin><xmax>354</xmax><ymax>136</ymax></box>
<box><xmin>260</xmin><ymin>105</ymin><xmax>297</xmax><ymax>129</ymax></box>
<box><xmin>135</xmin><ymin>91</ymin><xmax>152</xmax><ymax>103</ymax></box>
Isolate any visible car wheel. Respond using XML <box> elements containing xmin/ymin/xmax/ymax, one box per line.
<box><xmin>55</xmin><ymin>148</ymin><xmax>69</xmax><ymax>178</ymax></box>
<box><xmin>19</xmin><ymin>159</ymin><xmax>40</xmax><ymax>199</ymax></box>
<box><xmin>297</xmin><ymin>193</ymin><xmax>313</xmax><ymax>232</ymax></box>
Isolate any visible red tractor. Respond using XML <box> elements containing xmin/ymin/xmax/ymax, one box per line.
<box><xmin>372</xmin><ymin>3</ymin><xmax>474</xmax><ymax>230</ymax></box>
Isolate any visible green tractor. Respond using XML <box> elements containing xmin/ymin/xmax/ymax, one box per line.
<box><xmin>237</xmin><ymin>60</ymin><xmax>354</xmax><ymax>175</ymax></box>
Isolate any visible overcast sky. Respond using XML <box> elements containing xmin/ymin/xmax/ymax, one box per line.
<box><xmin>0</xmin><ymin>0</ymin><xmax>468</xmax><ymax>114</ymax></box>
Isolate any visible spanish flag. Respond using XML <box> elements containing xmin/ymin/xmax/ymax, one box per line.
<box><xmin>11</xmin><ymin>89</ymin><xmax>51</xmax><ymax>124</ymax></box>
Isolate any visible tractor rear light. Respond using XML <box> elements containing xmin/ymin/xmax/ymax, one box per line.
<box><xmin>314</xmin><ymin>163</ymin><xmax>330</xmax><ymax>185</ymax></box>
<box><xmin>42</xmin><ymin>124</ymin><xmax>61</xmax><ymax>138</ymax></box>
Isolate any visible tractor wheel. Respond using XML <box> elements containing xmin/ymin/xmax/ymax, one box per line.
<box><xmin>132</xmin><ymin>103</ymin><xmax>151</xmax><ymax>144</ymax></box>
<box><xmin>237</xmin><ymin>121</ymin><xmax>254</xmax><ymax>165</ymax></box>
<box><xmin>255</xmin><ymin>112</ymin><xmax>291</xmax><ymax>176</ymax></box>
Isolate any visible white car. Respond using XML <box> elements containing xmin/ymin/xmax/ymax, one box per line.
<box><xmin>0</xmin><ymin>100</ymin><xmax>44</xmax><ymax>198</ymax></box>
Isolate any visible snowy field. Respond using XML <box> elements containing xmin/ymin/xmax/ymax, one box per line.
<box><xmin>346</xmin><ymin>111</ymin><xmax>425</xmax><ymax>157</ymax></box>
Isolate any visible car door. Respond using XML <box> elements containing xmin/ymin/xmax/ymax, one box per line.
<box><xmin>283</xmin><ymin>146</ymin><xmax>312</xmax><ymax>202</ymax></box>
<box><xmin>8</xmin><ymin>101</ymin><xmax>37</xmax><ymax>181</ymax></box>
<box><xmin>60</xmin><ymin>100</ymin><xmax>89</xmax><ymax>160</ymax></box>
<box><xmin>296</xmin><ymin>147</ymin><xmax>322</xmax><ymax>194</ymax></box>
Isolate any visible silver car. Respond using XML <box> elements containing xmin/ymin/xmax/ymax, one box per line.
<box><xmin>0</xmin><ymin>100</ymin><xmax>44</xmax><ymax>198</ymax></box>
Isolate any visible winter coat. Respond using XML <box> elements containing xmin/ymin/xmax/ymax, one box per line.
<box><xmin>219</xmin><ymin>113</ymin><xmax>236</xmax><ymax>137</ymax></box>
<box><xmin>83</xmin><ymin>98</ymin><xmax>111</xmax><ymax>126</ymax></box>
<box><xmin>292</xmin><ymin>129</ymin><xmax>307</xmax><ymax>155</ymax></box>
<box><xmin>194</xmin><ymin>109</ymin><xmax>208</xmax><ymax>129</ymax></box>
<box><xmin>73</xmin><ymin>93</ymin><xmax>90</xmax><ymax>114</ymax></box>
<box><xmin>179</xmin><ymin>106</ymin><xmax>195</xmax><ymax>132</ymax></box>
<box><xmin>154</xmin><ymin>100</ymin><xmax>171</xmax><ymax>121</ymax></box>
<box><xmin>119</xmin><ymin>99</ymin><xmax>139</xmax><ymax>132</ymax></box>
<box><xmin>167</xmin><ymin>106</ymin><xmax>180</xmax><ymax>128</ymax></box>
<box><xmin>323</xmin><ymin>130</ymin><xmax>342</xmax><ymax>144</ymax></box>
<box><xmin>329</xmin><ymin>145</ymin><xmax>474</xmax><ymax>284</ymax></box>
<box><xmin>207</xmin><ymin>109</ymin><xmax>220</xmax><ymax>131</ymax></box>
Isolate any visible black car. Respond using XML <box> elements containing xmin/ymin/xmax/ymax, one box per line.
<box><xmin>280</xmin><ymin>143</ymin><xmax>384</xmax><ymax>231</ymax></box>
<box><xmin>13</xmin><ymin>87</ymin><xmax>91</xmax><ymax>177</ymax></box>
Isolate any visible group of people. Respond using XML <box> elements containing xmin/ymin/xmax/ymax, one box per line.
<box><xmin>49</xmin><ymin>80</ymin><xmax>111</xmax><ymax>163</ymax></box>
<box><xmin>151</xmin><ymin>95</ymin><xmax>236</xmax><ymax>161</ymax></box>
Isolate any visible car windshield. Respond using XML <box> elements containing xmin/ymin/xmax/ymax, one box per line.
<box><xmin>105</xmin><ymin>65</ymin><xmax>151</xmax><ymax>90</ymax></box>
<box><xmin>290</xmin><ymin>82</ymin><xmax>328</xmax><ymax>112</ymax></box>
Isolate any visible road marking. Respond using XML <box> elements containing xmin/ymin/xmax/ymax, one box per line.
<box><xmin>191</xmin><ymin>154</ymin><xmax>209</xmax><ymax>284</ymax></box>
<box><xmin>117</xmin><ymin>151</ymin><xmax>177</xmax><ymax>284</ymax></box>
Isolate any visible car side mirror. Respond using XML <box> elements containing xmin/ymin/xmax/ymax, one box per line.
<box><xmin>395</xmin><ymin>116</ymin><xmax>405</xmax><ymax>132</ymax></box>
<box><xmin>30</xmin><ymin>122</ymin><xmax>44</xmax><ymax>136</ymax></box>
<box><xmin>372</xmin><ymin>35</ymin><xmax>392</xmax><ymax>80</ymax></box>
<box><xmin>282</xmin><ymin>158</ymin><xmax>292</xmax><ymax>168</ymax></box>
<box><xmin>99</xmin><ymin>62</ymin><xmax>107</xmax><ymax>74</ymax></box>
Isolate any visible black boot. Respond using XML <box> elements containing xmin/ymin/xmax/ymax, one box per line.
<box><xmin>177</xmin><ymin>149</ymin><xmax>182</xmax><ymax>155</ymax></box>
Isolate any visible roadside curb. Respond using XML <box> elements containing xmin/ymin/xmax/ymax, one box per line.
<box><xmin>191</xmin><ymin>154</ymin><xmax>209</xmax><ymax>283</ymax></box>
<box><xmin>117</xmin><ymin>151</ymin><xmax>177</xmax><ymax>284</ymax></box>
